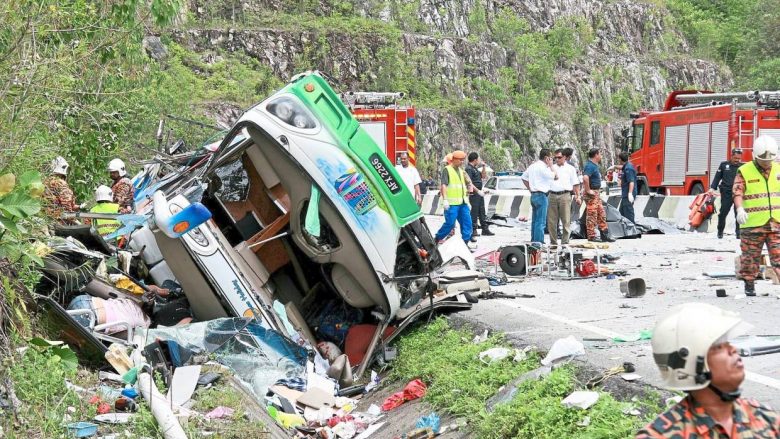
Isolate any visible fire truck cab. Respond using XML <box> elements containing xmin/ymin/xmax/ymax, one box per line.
<box><xmin>625</xmin><ymin>90</ymin><xmax>780</xmax><ymax>195</ymax></box>
<box><xmin>341</xmin><ymin>92</ymin><xmax>417</xmax><ymax>166</ymax></box>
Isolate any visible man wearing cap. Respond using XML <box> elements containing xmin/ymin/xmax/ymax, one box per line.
<box><xmin>435</xmin><ymin>150</ymin><xmax>475</xmax><ymax>245</ymax></box>
<box><xmin>709</xmin><ymin>148</ymin><xmax>743</xmax><ymax>239</ymax></box>
<box><xmin>520</xmin><ymin>148</ymin><xmax>558</xmax><ymax>243</ymax></box>
<box><xmin>465</xmin><ymin>152</ymin><xmax>493</xmax><ymax>241</ymax></box>
<box><xmin>637</xmin><ymin>302</ymin><xmax>780</xmax><ymax>438</ymax></box>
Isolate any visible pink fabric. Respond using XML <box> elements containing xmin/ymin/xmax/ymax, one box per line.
<box><xmin>94</xmin><ymin>297</ymin><xmax>150</xmax><ymax>333</ymax></box>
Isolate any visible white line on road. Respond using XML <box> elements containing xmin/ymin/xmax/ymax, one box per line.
<box><xmin>499</xmin><ymin>299</ymin><xmax>780</xmax><ymax>392</ymax></box>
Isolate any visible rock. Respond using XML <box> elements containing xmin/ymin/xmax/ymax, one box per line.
<box><xmin>142</xmin><ymin>36</ymin><xmax>169</xmax><ymax>61</ymax></box>
<box><xmin>172</xmin><ymin>0</ymin><xmax>733</xmax><ymax>172</ymax></box>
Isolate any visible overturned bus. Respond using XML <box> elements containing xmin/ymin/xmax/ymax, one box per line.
<box><xmin>47</xmin><ymin>71</ymin><xmax>488</xmax><ymax>372</ymax></box>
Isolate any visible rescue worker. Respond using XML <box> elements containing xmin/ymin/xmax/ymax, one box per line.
<box><xmin>618</xmin><ymin>152</ymin><xmax>637</xmax><ymax>224</ymax></box>
<box><xmin>582</xmin><ymin>148</ymin><xmax>615</xmax><ymax>242</ymax></box>
<box><xmin>43</xmin><ymin>156</ymin><xmax>81</xmax><ymax>223</ymax></box>
<box><xmin>733</xmin><ymin>135</ymin><xmax>780</xmax><ymax>296</ymax></box>
<box><xmin>108</xmin><ymin>158</ymin><xmax>134</xmax><ymax>213</ymax></box>
<box><xmin>466</xmin><ymin>152</ymin><xmax>493</xmax><ymax>241</ymax></box>
<box><xmin>709</xmin><ymin>148</ymin><xmax>743</xmax><ymax>239</ymax></box>
<box><xmin>435</xmin><ymin>150</ymin><xmax>474</xmax><ymax>246</ymax></box>
<box><xmin>637</xmin><ymin>302</ymin><xmax>780</xmax><ymax>438</ymax></box>
<box><xmin>87</xmin><ymin>185</ymin><xmax>120</xmax><ymax>240</ymax></box>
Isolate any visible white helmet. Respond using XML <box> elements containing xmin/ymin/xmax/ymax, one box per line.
<box><xmin>95</xmin><ymin>185</ymin><xmax>113</xmax><ymax>202</ymax></box>
<box><xmin>753</xmin><ymin>135</ymin><xmax>778</xmax><ymax>162</ymax></box>
<box><xmin>51</xmin><ymin>156</ymin><xmax>69</xmax><ymax>176</ymax></box>
<box><xmin>108</xmin><ymin>158</ymin><xmax>127</xmax><ymax>177</ymax></box>
<box><xmin>651</xmin><ymin>303</ymin><xmax>751</xmax><ymax>391</ymax></box>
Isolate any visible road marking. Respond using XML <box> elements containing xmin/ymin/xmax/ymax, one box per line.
<box><xmin>498</xmin><ymin>299</ymin><xmax>780</xmax><ymax>392</ymax></box>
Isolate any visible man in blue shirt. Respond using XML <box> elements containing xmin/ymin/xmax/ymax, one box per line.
<box><xmin>582</xmin><ymin>148</ymin><xmax>614</xmax><ymax>242</ymax></box>
<box><xmin>618</xmin><ymin>152</ymin><xmax>637</xmax><ymax>224</ymax></box>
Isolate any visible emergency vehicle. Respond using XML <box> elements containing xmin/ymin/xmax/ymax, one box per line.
<box><xmin>625</xmin><ymin>90</ymin><xmax>780</xmax><ymax>195</ymax></box>
<box><xmin>341</xmin><ymin>92</ymin><xmax>417</xmax><ymax>166</ymax></box>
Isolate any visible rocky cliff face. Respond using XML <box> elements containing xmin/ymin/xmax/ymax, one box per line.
<box><xmin>175</xmin><ymin>0</ymin><xmax>733</xmax><ymax>173</ymax></box>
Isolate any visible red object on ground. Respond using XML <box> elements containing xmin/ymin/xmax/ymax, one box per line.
<box><xmin>381</xmin><ymin>379</ymin><xmax>428</xmax><ymax>411</ymax></box>
<box><xmin>403</xmin><ymin>379</ymin><xmax>427</xmax><ymax>400</ymax></box>
<box><xmin>576</xmin><ymin>260</ymin><xmax>597</xmax><ymax>277</ymax></box>
<box><xmin>381</xmin><ymin>391</ymin><xmax>406</xmax><ymax>411</ymax></box>
<box><xmin>344</xmin><ymin>324</ymin><xmax>396</xmax><ymax>365</ymax></box>
<box><xmin>97</xmin><ymin>402</ymin><xmax>112</xmax><ymax>414</ymax></box>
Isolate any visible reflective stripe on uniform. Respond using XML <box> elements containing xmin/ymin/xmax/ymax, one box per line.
<box><xmin>738</xmin><ymin>162</ymin><xmax>780</xmax><ymax>229</ymax></box>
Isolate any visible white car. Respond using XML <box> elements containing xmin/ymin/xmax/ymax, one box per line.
<box><xmin>483</xmin><ymin>174</ymin><xmax>530</xmax><ymax>197</ymax></box>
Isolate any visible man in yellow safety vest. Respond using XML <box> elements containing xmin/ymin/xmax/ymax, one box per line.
<box><xmin>87</xmin><ymin>185</ymin><xmax>120</xmax><ymax>240</ymax></box>
<box><xmin>434</xmin><ymin>150</ymin><xmax>475</xmax><ymax>245</ymax></box>
<box><xmin>733</xmin><ymin>135</ymin><xmax>780</xmax><ymax>296</ymax></box>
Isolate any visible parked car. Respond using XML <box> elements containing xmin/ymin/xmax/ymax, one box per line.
<box><xmin>483</xmin><ymin>172</ymin><xmax>530</xmax><ymax>197</ymax></box>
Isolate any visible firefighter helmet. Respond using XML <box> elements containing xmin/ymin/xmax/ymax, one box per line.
<box><xmin>651</xmin><ymin>302</ymin><xmax>751</xmax><ymax>391</ymax></box>
<box><xmin>107</xmin><ymin>158</ymin><xmax>127</xmax><ymax>177</ymax></box>
<box><xmin>753</xmin><ymin>135</ymin><xmax>778</xmax><ymax>162</ymax></box>
<box><xmin>51</xmin><ymin>156</ymin><xmax>69</xmax><ymax>176</ymax></box>
<box><xmin>95</xmin><ymin>185</ymin><xmax>113</xmax><ymax>202</ymax></box>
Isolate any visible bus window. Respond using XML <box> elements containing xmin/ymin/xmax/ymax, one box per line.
<box><xmin>650</xmin><ymin>120</ymin><xmax>661</xmax><ymax>146</ymax></box>
<box><xmin>632</xmin><ymin>124</ymin><xmax>645</xmax><ymax>152</ymax></box>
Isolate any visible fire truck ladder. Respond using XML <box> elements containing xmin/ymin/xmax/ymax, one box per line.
<box><xmin>676</xmin><ymin>90</ymin><xmax>780</xmax><ymax>108</ymax></box>
<box><xmin>341</xmin><ymin>92</ymin><xmax>405</xmax><ymax>109</ymax></box>
<box><xmin>736</xmin><ymin>106</ymin><xmax>759</xmax><ymax>150</ymax></box>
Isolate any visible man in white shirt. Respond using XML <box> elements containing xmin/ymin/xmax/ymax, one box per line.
<box><xmin>395</xmin><ymin>152</ymin><xmax>422</xmax><ymax>204</ymax></box>
<box><xmin>547</xmin><ymin>148</ymin><xmax>581</xmax><ymax>246</ymax></box>
<box><xmin>521</xmin><ymin>148</ymin><xmax>558</xmax><ymax>243</ymax></box>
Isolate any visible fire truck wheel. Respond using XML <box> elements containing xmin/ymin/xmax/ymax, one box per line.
<box><xmin>499</xmin><ymin>246</ymin><xmax>526</xmax><ymax>276</ymax></box>
<box><xmin>690</xmin><ymin>183</ymin><xmax>704</xmax><ymax>195</ymax></box>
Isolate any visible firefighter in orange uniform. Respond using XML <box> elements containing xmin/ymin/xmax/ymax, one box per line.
<box><xmin>732</xmin><ymin>135</ymin><xmax>780</xmax><ymax>296</ymax></box>
<box><xmin>43</xmin><ymin>156</ymin><xmax>81</xmax><ymax>223</ymax></box>
<box><xmin>637</xmin><ymin>303</ymin><xmax>780</xmax><ymax>438</ymax></box>
<box><xmin>108</xmin><ymin>158</ymin><xmax>134</xmax><ymax>214</ymax></box>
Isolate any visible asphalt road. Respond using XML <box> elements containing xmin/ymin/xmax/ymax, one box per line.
<box><xmin>425</xmin><ymin>215</ymin><xmax>780</xmax><ymax>406</ymax></box>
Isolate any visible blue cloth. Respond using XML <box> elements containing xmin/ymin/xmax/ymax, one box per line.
<box><xmin>583</xmin><ymin>160</ymin><xmax>602</xmax><ymax>189</ymax></box>
<box><xmin>435</xmin><ymin>204</ymin><xmax>472</xmax><ymax>242</ymax></box>
<box><xmin>621</xmin><ymin>162</ymin><xmax>638</xmax><ymax>198</ymax></box>
<box><xmin>67</xmin><ymin>295</ymin><xmax>94</xmax><ymax>327</ymax></box>
<box><xmin>530</xmin><ymin>192</ymin><xmax>548</xmax><ymax>243</ymax></box>
<box><xmin>619</xmin><ymin>197</ymin><xmax>635</xmax><ymax>224</ymax></box>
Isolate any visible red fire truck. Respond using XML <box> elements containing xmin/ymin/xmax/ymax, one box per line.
<box><xmin>341</xmin><ymin>92</ymin><xmax>417</xmax><ymax>166</ymax></box>
<box><xmin>626</xmin><ymin>90</ymin><xmax>780</xmax><ymax>195</ymax></box>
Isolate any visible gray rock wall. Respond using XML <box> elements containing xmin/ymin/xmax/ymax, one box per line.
<box><xmin>176</xmin><ymin>0</ymin><xmax>733</xmax><ymax>172</ymax></box>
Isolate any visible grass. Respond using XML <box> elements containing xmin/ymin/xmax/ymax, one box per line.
<box><xmin>390</xmin><ymin>318</ymin><xmax>663</xmax><ymax>438</ymax></box>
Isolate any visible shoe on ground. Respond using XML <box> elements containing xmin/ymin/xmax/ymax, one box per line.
<box><xmin>482</xmin><ymin>229</ymin><xmax>495</xmax><ymax>236</ymax></box>
<box><xmin>600</xmin><ymin>230</ymin><xmax>615</xmax><ymax>243</ymax></box>
<box><xmin>717</xmin><ymin>232</ymin><xmax>724</xmax><ymax>239</ymax></box>
<box><xmin>470</xmin><ymin>236</ymin><xmax>477</xmax><ymax>243</ymax></box>
<box><xmin>745</xmin><ymin>280</ymin><xmax>756</xmax><ymax>297</ymax></box>
<box><xmin>587</xmin><ymin>236</ymin><xmax>602</xmax><ymax>243</ymax></box>
<box><xmin>466</xmin><ymin>240</ymin><xmax>477</xmax><ymax>250</ymax></box>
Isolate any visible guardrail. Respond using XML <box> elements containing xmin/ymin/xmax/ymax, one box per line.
<box><xmin>420</xmin><ymin>193</ymin><xmax>733</xmax><ymax>233</ymax></box>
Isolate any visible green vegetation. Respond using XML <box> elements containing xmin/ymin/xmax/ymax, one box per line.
<box><xmin>391</xmin><ymin>318</ymin><xmax>662</xmax><ymax>438</ymax></box>
<box><xmin>665</xmin><ymin>0</ymin><xmax>779</xmax><ymax>89</ymax></box>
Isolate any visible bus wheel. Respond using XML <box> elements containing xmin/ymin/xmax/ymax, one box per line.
<box><xmin>690</xmin><ymin>183</ymin><xmax>704</xmax><ymax>195</ymax></box>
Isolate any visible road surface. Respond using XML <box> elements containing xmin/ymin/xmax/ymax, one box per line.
<box><xmin>426</xmin><ymin>215</ymin><xmax>780</xmax><ymax>406</ymax></box>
